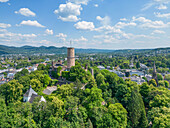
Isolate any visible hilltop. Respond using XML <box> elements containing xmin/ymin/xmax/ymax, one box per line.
<box><xmin>0</xmin><ymin>45</ymin><xmax>169</xmax><ymax>55</ymax></box>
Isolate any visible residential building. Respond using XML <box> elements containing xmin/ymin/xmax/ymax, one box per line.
<box><xmin>122</xmin><ymin>76</ymin><xmax>145</xmax><ymax>85</ymax></box>
<box><xmin>7</xmin><ymin>73</ymin><xmax>15</xmax><ymax>79</ymax></box>
<box><xmin>23</xmin><ymin>85</ymin><xmax>46</xmax><ymax>103</ymax></box>
<box><xmin>97</xmin><ymin>65</ymin><xmax>105</xmax><ymax>70</ymax></box>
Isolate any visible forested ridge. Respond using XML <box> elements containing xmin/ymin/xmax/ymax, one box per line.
<box><xmin>0</xmin><ymin>63</ymin><xmax>169</xmax><ymax>128</ymax></box>
<box><xmin>0</xmin><ymin>45</ymin><xmax>169</xmax><ymax>55</ymax></box>
<box><xmin>0</xmin><ymin>45</ymin><xmax>114</xmax><ymax>55</ymax></box>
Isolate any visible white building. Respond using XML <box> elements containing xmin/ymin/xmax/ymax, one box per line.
<box><xmin>97</xmin><ymin>65</ymin><xmax>105</xmax><ymax>70</ymax></box>
<box><xmin>0</xmin><ymin>74</ymin><xmax>4</xmax><ymax>80</ymax></box>
<box><xmin>126</xmin><ymin>69</ymin><xmax>144</xmax><ymax>76</ymax></box>
<box><xmin>23</xmin><ymin>86</ymin><xmax>46</xmax><ymax>103</ymax></box>
<box><xmin>122</xmin><ymin>76</ymin><xmax>145</xmax><ymax>85</ymax></box>
<box><xmin>108</xmin><ymin>69</ymin><xmax>125</xmax><ymax>77</ymax></box>
<box><xmin>145</xmin><ymin>74</ymin><xmax>152</xmax><ymax>81</ymax></box>
<box><xmin>140</xmin><ymin>63</ymin><xmax>148</xmax><ymax>70</ymax></box>
<box><xmin>7</xmin><ymin>73</ymin><xmax>15</xmax><ymax>79</ymax></box>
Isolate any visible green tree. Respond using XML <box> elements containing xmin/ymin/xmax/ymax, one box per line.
<box><xmin>72</xmin><ymin>79</ymin><xmax>84</xmax><ymax>99</ymax></box>
<box><xmin>32</xmin><ymin>97</ymin><xmax>47</xmax><ymax>127</ymax></box>
<box><xmin>149</xmin><ymin>79</ymin><xmax>157</xmax><ymax>87</ymax></box>
<box><xmin>164</xmin><ymin>80</ymin><xmax>169</xmax><ymax>88</ymax></box>
<box><xmin>136</xmin><ymin>61</ymin><xmax>140</xmax><ymax>69</ymax></box>
<box><xmin>18</xmin><ymin>75</ymin><xmax>31</xmax><ymax>92</ymax></box>
<box><xmin>84</xmin><ymin>87</ymin><xmax>104</xmax><ymax>111</ymax></box>
<box><xmin>1</xmin><ymin>79</ymin><xmax>23</xmax><ymax>105</ymax></box>
<box><xmin>30</xmin><ymin>79</ymin><xmax>42</xmax><ymax>92</ymax></box>
<box><xmin>86</xmin><ymin>118</ymin><xmax>93</xmax><ymax>128</ymax></box>
<box><xmin>0</xmin><ymin>97</ymin><xmax>8</xmax><ymax>128</ymax></box>
<box><xmin>148</xmin><ymin>107</ymin><xmax>170</xmax><ymax>128</ymax></box>
<box><xmin>43</xmin><ymin>74</ymin><xmax>52</xmax><ymax>87</ymax></box>
<box><xmin>115</xmin><ymin>84</ymin><xmax>130</xmax><ymax>107</ymax></box>
<box><xmin>165</xmin><ymin>74</ymin><xmax>170</xmax><ymax>80</ymax></box>
<box><xmin>158</xmin><ymin>80</ymin><xmax>165</xmax><ymax>87</ymax></box>
<box><xmin>14</xmin><ymin>68</ymin><xmax>29</xmax><ymax>80</ymax></box>
<box><xmin>18</xmin><ymin>102</ymin><xmax>37</xmax><ymax>128</ymax></box>
<box><xmin>139</xmin><ymin>82</ymin><xmax>151</xmax><ymax>107</ymax></box>
<box><xmin>108</xmin><ymin>103</ymin><xmax>128</xmax><ymax>128</ymax></box>
<box><xmin>125</xmin><ymin>72</ymin><xmax>130</xmax><ymax>77</ymax></box>
<box><xmin>128</xmin><ymin>85</ymin><xmax>148</xmax><ymax>128</ymax></box>
<box><xmin>86</xmin><ymin>77</ymin><xmax>97</xmax><ymax>89</ymax></box>
<box><xmin>37</xmin><ymin>64</ymin><xmax>46</xmax><ymax>70</ymax></box>
<box><xmin>57</xmin><ymin>84</ymin><xmax>73</xmax><ymax>98</ymax></box>
<box><xmin>69</xmin><ymin>64</ymin><xmax>90</xmax><ymax>83</ymax></box>
<box><xmin>157</xmin><ymin>73</ymin><xmax>163</xmax><ymax>81</ymax></box>
<box><xmin>96</xmin><ymin>73</ymin><xmax>105</xmax><ymax>86</ymax></box>
<box><xmin>62</xmin><ymin>71</ymin><xmax>70</xmax><ymax>80</ymax></box>
<box><xmin>149</xmin><ymin>94</ymin><xmax>170</xmax><ymax>108</ymax></box>
<box><xmin>140</xmin><ymin>82</ymin><xmax>151</xmax><ymax>98</ymax></box>
<box><xmin>52</xmin><ymin>97</ymin><xmax>65</xmax><ymax>117</ymax></box>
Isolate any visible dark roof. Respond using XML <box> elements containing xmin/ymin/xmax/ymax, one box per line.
<box><xmin>43</xmin><ymin>86</ymin><xmax>57</xmax><ymax>95</ymax></box>
<box><xmin>29</xmin><ymin>94</ymin><xmax>40</xmax><ymax>103</ymax></box>
<box><xmin>23</xmin><ymin>86</ymin><xmax>37</xmax><ymax>97</ymax></box>
<box><xmin>43</xmin><ymin>89</ymin><xmax>52</xmax><ymax>95</ymax></box>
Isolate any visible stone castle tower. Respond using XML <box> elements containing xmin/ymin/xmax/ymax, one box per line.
<box><xmin>67</xmin><ymin>47</ymin><xmax>75</xmax><ymax>69</ymax></box>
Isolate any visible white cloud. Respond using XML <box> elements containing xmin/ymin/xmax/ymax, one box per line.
<box><xmin>0</xmin><ymin>0</ymin><xmax>9</xmax><ymax>2</ymax></box>
<box><xmin>15</xmin><ymin>8</ymin><xmax>36</xmax><ymax>17</ymax></box>
<box><xmin>132</xmin><ymin>16</ymin><xmax>170</xmax><ymax>28</ymax></box>
<box><xmin>40</xmin><ymin>40</ymin><xmax>52</xmax><ymax>45</ymax></box>
<box><xmin>131</xmin><ymin>34</ymin><xmax>158</xmax><ymax>39</ymax></box>
<box><xmin>141</xmin><ymin>2</ymin><xmax>155</xmax><ymax>11</ymax></box>
<box><xmin>45</xmin><ymin>29</ymin><xmax>53</xmax><ymax>35</ymax></box>
<box><xmin>73</xmin><ymin>36</ymin><xmax>88</xmax><ymax>42</ymax></box>
<box><xmin>120</xmin><ymin>18</ymin><xmax>127</xmax><ymax>21</ymax></box>
<box><xmin>115</xmin><ymin>22</ymin><xmax>136</xmax><ymax>28</ymax></box>
<box><xmin>142</xmin><ymin>0</ymin><xmax>170</xmax><ymax>11</ymax></box>
<box><xmin>0</xmin><ymin>23</ymin><xmax>11</xmax><ymax>28</ymax></box>
<box><xmin>56</xmin><ymin>33</ymin><xmax>67</xmax><ymax>38</ymax></box>
<box><xmin>152</xmin><ymin>30</ymin><xmax>165</xmax><ymax>34</ymax></box>
<box><xmin>94</xmin><ymin>4</ymin><xmax>98</xmax><ymax>7</ymax></box>
<box><xmin>21</xmin><ymin>34</ymin><xmax>37</xmax><ymax>38</ymax></box>
<box><xmin>18</xmin><ymin>20</ymin><xmax>45</xmax><ymax>28</ymax></box>
<box><xmin>74</xmin><ymin>21</ymin><xmax>95</xmax><ymax>30</ymax></box>
<box><xmin>156</xmin><ymin>4</ymin><xmax>167</xmax><ymax>9</ymax></box>
<box><xmin>154</xmin><ymin>12</ymin><xmax>170</xmax><ymax>18</ymax></box>
<box><xmin>54</xmin><ymin>2</ymin><xmax>82</xmax><ymax>22</ymax></box>
<box><xmin>58</xmin><ymin>15</ymin><xmax>80</xmax><ymax>22</ymax></box>
<box><xmin>132</xmin><ymin>17</ymin><xmax>151</xmax><ymax>22</ymax></box>
<box><xmin>103</xmin><ymin>37</ymin><xmax>117</xmax><ymax>43</ymax></box>
<box><xmin>68</xmin><ymin>0</ymin><xmax>90</xmax><ymax>5</ymax></box>
<box><xmin>94</xmin><ymin>25</ymin><xmax>122</xmax><ymax>34</ymax></box>
<box><xmin>140</xmin><ymin>20</ymin><xmax>170</xmax><ymax>28</ymax></box>
<box><xmin>56</xmin><ymin>33</ymin><xmax>67</xmax><ymax>42</ymax></box>
<box><xmin>154</xmin><ymin>0</ymin><xmax>170</xmax><ymax>3</ymax></box>
<box><xmin>0</xmin><ymin>29</ymin><xmax>7</xmax><ymax>32</ymax></box>
<box><xmin>93</xmin><ymin>33</ymin><xmax>131</xmax><ymax>43</ymax></box>
<box><xmin>0</xmin><ymin>29</ymin><xmax>42</xmax><ymax>46</ymax></box>
<box><xmin>96</xmin><ymin>16</ymin><xmax>111</xmax><ymax>26</ymax></box>
<box><xmin>0</xmin><ymin>33</ymin><xmax>37</xmax><ymax>38</ymax></box>
<box><xmin>0</xmin><ymin>29</ymin><xmax>37</xmax><ymax>42</ymax></box>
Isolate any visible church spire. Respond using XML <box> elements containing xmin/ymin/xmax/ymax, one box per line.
<box><xmin>153</xmin><ymin>61</ymin><xmax>156</xmax><ymax>74</ymax></box>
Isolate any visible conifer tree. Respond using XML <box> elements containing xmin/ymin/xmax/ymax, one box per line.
<box><xmin>128</xmin><ymin>85</ymin><xmax>148</xmax><ymax>128</ymax></box>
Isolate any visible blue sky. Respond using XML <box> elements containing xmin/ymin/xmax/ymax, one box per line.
<box><xmin>0</xmin><ymin>0</ymin><xmax>170</xmax><ymax>49</ymax></box>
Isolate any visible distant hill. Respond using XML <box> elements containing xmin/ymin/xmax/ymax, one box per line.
<box><xmin>0</xmin><ymin>45</ymin><xmax>115</xmax><ymax>55</ymax></box>
<box><xmin>0</xmin><ymin>45</ymin><xmax>169</xmax><ymax>55</ymax></box>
